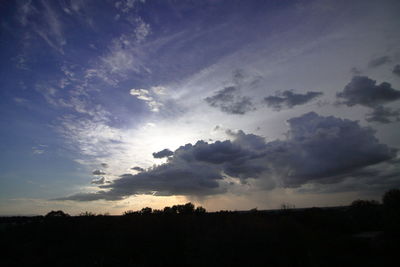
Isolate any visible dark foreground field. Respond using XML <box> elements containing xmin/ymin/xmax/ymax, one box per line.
<box><xmin>1</xmin><ymin>201</ymin><xmax>400</xmax><ymax>267</ymax></box>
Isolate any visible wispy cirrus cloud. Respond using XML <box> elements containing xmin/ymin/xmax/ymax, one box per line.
<box><xmin>32</xmin><ymin>144</ymin><xmax>48</xmax><ymax>155</ymax></box>
<box><xmin>130</xmin><ymin>86</ymin><xmax>166</xmax><ymax>112</ymax></box>
<box><xmin>17</xmin><ymin>0</ymin><xmax>66</xmax><ymax>53</ymax></box>
<box><xmin>115</xmin><ymin>0</ymin><xmax>144</xmax><ymax>14</ymax></box>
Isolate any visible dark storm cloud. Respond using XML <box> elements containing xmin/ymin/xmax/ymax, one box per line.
<box><xmin>270</xmin><ymin>112</ymin><xmax>396</xmax><ymax>187</ymax></box>
<box><xmin>91</xmin><ymin>177</ymin><xmax>106</xmax><ymax>185</ymax></box>
<box><xmin>131</xmin><ymin>166</ymin><xmax>145</xmax><ymax>172</ymax></box>
<box><xmin>298</xmin><ymin>161</ymin><xmax>400</xmax><ymax>194</ymax></box>
<box><xmin>393</xmin><ymin>64</ymin><xmax>400</xmax><ymax>77</ymax></box>
<box><xmin>366</xmin><ymin>106</ymin><xmax>400</xmax><ymax>124</ymax></box>
<box><xmin>226</xmin><ymin>129</ymin><xmax>267</xmax><ymax>151</ymax></box>
<box><xmin>263</xmin><ymin>90</ymin><xmax>323</xmax><ymax>110</ymax></box>
<box><xmin>57</xmin><ymin>112</ymin><xmax>397</xmax><ymax>201</ymax></box>
<box><xmin>173</xmin><ymin>140</ymin><xmax>253</xmax><ymax>164</ymax></box>
<box><xmin>368</xmin><ymin>56</ymin><xmax>391</xmax><ymax>68</ymax></box>
<box><xmin>152</xmin><ymin>148</ymin><xmax>174</xmax><ymax>158</ymax></box>
<box><xmin>92</xmin><ymin>169</ymin><xmax>106</xmax><ymax>175</ymax></box>
<box><xmin>336</xmin><ymin>76</ymin><xmax>400</xmax><ymax>107</ymax></box>
<box><xmin>171</xmin><ymin>140</ymin><xmax>267</xmax><ymax>180</ymax></box>
<box><xmin>103</xmin><ymin>163</ymin><xmax>225</xmax><ymax>197</ymax></box>
<box><xmin>337</xmin><ymin>76</ymin><xmax>400</xmax><ymax>124</ymax></box>
<box><xmin>205</xmin><ymin>86</ymin><xmax>255</xmax><ymax>115</ymax></box>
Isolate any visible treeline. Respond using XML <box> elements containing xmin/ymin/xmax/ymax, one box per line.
<box><xmin>1</xmin><ymin>189</ymin><xmax>400</xmax><ymax>266</ymax></box>
<box><xmin>43</xmin><ymin>188</ymin><xmax>400</xmax><ymax>220</ymax></box>
<box><xmin>42</xmin><ymin>202</ymin><xmax>207</xmax><ymax>218</ymax></box>
<box><xmin>123</xmin><ymin>202</ymin><xmax>206</xmax><ymax>216</ymax></box>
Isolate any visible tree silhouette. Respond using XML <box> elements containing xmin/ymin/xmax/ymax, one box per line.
<box><xmin>383</xmin><ymin>189</ymin><xmax>400</xmax><ymax>211</ymax></box>
<box><xmin>174</xmin><ymin>202</ymin><xmax>195</xmax><ymax>214</ymax></box>
<box><xmin>140</xmin><ymin>207</ymin><xmax>152</xmax><ymax>215</ymax></box>
<box><xmin>195</xmin><ymin>206</ymin><xmax>206</xmax><ymax>214</ymax></box>
<box><xmin>45</xmin><ymin>210</ymin><xmax>70</xmax><ymax>218</ymax></box>
<box><xmin>383</xmin><ymin>189</ymin><xmax>400</xmax><ymax>232</ymax></box>
<box><xmin>163</xmin><ymin>206</ymin><xmax>176</xmax><ymax>215</ymax></box>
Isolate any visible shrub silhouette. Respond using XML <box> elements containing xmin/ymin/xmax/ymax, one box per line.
<box><xmin>123</xmin><ymin>210</ymin><xmax>139</xmax><ymax>216</ymax></box>
<box><xmin>79</xmin><ymin>211</ymin><xmax>96</xmax><ymax>216</ymax></box>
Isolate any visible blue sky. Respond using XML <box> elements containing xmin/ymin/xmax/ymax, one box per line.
<box><xmin>1</xmin><ymin>0</ymin><xmax>400</xmax><ymax>215</ymax></box>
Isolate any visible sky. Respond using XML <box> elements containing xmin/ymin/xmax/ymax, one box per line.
<box><xmin>0</xmin><ymin>0</ymin><xmax>400</xmax><ymax>215</ymax></box>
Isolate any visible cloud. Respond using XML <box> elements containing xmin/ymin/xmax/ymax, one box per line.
<box><xmin>101</xmin><ymin>163</ymin><xmax>109</xmax><ymax>168</ymax></box>
<box><xmin>337</xmin><ymin>76</ymin><xmax>400</xmax><ymax>123</ymax></box>
<box><xmin>17</xmin><ymin>0</ymin><xmax>66</xmax><ymax>53</ymax></box>
<box><xmin>36</xmin><ymin>81</ymin><xmax>110</xmax><ymax>122</ymax></box>
<box><xmin>55</xmin><ymin>191</ymin><xmax>123</xmax><ymax>201</ymax></box>
<box><xmin>336</xmin><ymin>76</ymin><xmax>400</xmax><ymax>107</ymax></box>
<box><xmin>91</xmin><ymin>177</ymin><xmax>106</xmax><ymax>185</ymax></box>
<box><xmin>32</xmin><ymin>148</ymin><xmax>45</xmax><ymax>155</ymax></box>
<box><xmin>60</xmin><ymin>0</ymin><xmax>87</xmax><ymax>15</ymax></box>
<box><xmin>115</xmin><ymin>0</ymin><xmax>143</xmax><ymax>13</ymax></box>
<box><xmin>366</xmin><ymin>106</ymin><xmax>400</xmax><ymax>124</ymax></box>
<box><xmin>350</xmin><ymin>67</ymin><xmax>362</xmax><ymax>75</ymax></box>
<box><xmin>92</xmin><ymin>170</ymin><xmax>106</xmax><ymax>175</ymax></box>
<box><xmin>13</xmin><ymin>54</ymin><xmax>29</xmax><ymax>70</ymax></box>
<box><xmin>58</xmin><ymin>112</ymin><xmax>397</xmax><ymax>201</ymax></box>
<box><xmin>17</xmin><ymin>0</ymin><xmax>34</xmax><ymax>27</ymax></box>
<box><xmin>93</xmin><ymin>28</ymin><xmax>151</xmax><ymax>85</ymax></box>
<box><xmin>263</xmin><ymin>90</ymin><xmax>323</xmax><ymax>110</ymax></box>
<box><xmin>131</xmin><ymin>166</ymin><xmax>144</xmax><ymax>172</ymax></box>
<box><xmin>134</xmin><ymin>17</ymin><xmax>151</xmax><ymax>42</ymax></box>
<box><xmin>32</xmin><ymin>144</ymin><xmax>48</xmax><ymax>155</ymax></box>
<box><xmin>225</xmin><ymin>129</ymin><xmax>267</xmax><ymax>151</ymax></box>
<box><xmin>205</xmin><ymin>86</ymin><xmax>255</xmax><ymax>115</ymax></box>
<box><xmin>130</xmin><ymin>88</ymin><xmax>163</xmax><ymax>112</ymax></box>
<box><xmin>368</xmin><ymin>56</ymin><xmax>391</xmax><ymax>68</ymax></box>
<box><xmin>393</xmin><ymin>64</ymin><xmax>400</xmax><ymax>77</ymax></box>
<box><xmin>14</xmin><ymin>97</ymin><xmax>29</xmax><ymax>104</ymax></box>
<box><xmin>58</xmin><ymin>116</ymin><xmax>124</xmax><ymax>158</ymax></box>
<box><xmin>271</xmin><ymin>112</ymin><xmax>396</xmax><ymax>187</ymax></box>
<box><xmin>298</xmin><ymin>160</ymin><xmax>400</xmax><ymax>194</ymax></box>
<box><xmin>130</xmin><ymin>89</ymin><xmax>152</xmax><ymax>101</ymax></box>
<box><xmin>152</xmin><ymin>148</ymin><xmax>173</xmax><ymax>158</ymax></box>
